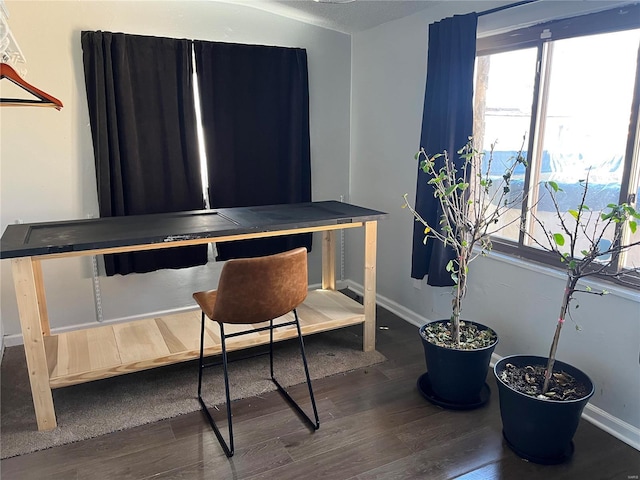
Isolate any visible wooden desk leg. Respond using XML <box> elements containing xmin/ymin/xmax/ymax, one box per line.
<box><xmin>12</xmin><ymin>258</ymin><xmax>57</xmax><ymax>430</ymax></box>
<box><xmin>363</xmin><ymin>221</ymin><xmax>377</xmax><ymax>352</ymax></box>
<box><xmin>322</xmin><ymin>230</ymin><xmax>336</xmax><ymax>290</ymax></box>
<box><xmin>32</xmin><ymin>259</ymin><xmax>51</xmax><ymax>336</ymax></box>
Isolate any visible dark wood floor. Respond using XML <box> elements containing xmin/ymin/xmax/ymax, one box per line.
<box><xmin>2</xmin><ymin>295</ymin><xmax>639</xmax><ymax>479</ymax></box>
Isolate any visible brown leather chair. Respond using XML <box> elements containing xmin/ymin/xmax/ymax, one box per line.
<box><xmin>193</xmin><ymin>247</ymin><xmax>319</xmax><ymax>457</ymax></box>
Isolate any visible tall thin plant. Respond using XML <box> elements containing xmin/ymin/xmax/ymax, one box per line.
<box><xmin>527</xmin><ymin>173</ymin><xmax>640</xmax><ymax>394</ymax></box>
<box><xmin>404</xmin><ymin>138</ymin><xmax>527</xmax><ymax>348</ymax></box>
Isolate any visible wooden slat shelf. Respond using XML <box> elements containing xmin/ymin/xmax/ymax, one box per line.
<box><xmin>45</xmin><ymin>289</ymin><xmax>364</xmax><ymax>388</ymax></box>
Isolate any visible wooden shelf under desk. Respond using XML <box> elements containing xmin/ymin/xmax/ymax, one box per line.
<box><xmin>44</xmin><ymin>289</ymin><xmax>364</xmax><ymax>388</ymax></box>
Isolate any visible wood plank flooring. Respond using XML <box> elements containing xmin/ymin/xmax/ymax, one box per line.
<box><xmin>2</xmin><ymin>292</ymin><xmax>639</xmax><ymax>479</ymax></box>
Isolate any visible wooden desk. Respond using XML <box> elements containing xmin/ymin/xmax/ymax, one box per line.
<box><xmin>0</xmin><ymin>201</ymin><xmax>385</xmax><ymax>431</ymax></box>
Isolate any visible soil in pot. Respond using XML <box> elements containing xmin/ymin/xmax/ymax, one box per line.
<box><xmin>420</xmin><ymin>320</ymin><xmax>496</xmax><ymax>349</ymax></box>
<box><xmin>498</xmin><ymin>362</ymin><xmax>590</xmax><ymax>401</ymax></box>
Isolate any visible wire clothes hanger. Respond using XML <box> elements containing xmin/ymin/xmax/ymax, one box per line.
<box><xmin>0</xmin><ymin>62</ymin><xmax>63</xmax><ymax>110</ymax></box>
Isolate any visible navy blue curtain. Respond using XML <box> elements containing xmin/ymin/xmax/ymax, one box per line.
<box><xmin>411</xmin><ymin>13</ymin><xmax>478</xmax><ymax>285</ymax></box>
<box><xmin>194</xmin><ymin>41</ymin><xmax>312</xmax><ymax>260</ymax></box>
<box><xmin>82</xmin><ymin>32</ymin><xmax>208</xmax><ymax>276</ymax></box>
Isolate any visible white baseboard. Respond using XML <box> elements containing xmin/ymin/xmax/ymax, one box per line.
<box><xmin>345</xmin><ymin>280</ymin><xmax>640</xmax><ymax>452</ymax></box>
<box><xmin>581</xmin><ymin>404</ymin><xmax>640</xmax><ymax>450</ymax></box>
<box><xmin>343</xmin><ymin>279</ymin><xmax>432</xmax><ymax>327</ymax></box>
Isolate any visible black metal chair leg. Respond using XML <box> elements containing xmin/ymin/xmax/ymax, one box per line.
<box><xmin>198</xmin><ymin>312</ymin><xmax>205</xmax><ymax>397</ymax></box>
<box><xmin>294</xmin><ymin>309</ymin><xmax>320</xmax><ymax>429</ymax></box>
<box><xmin>270</xmin><ymin>319</ymin><xmax>275</xmax><ymax>378</ymax></box>
<box><xmin>197</xmin><ymin>322</ymin><xmax>235</xmax><ymax>457</ymax></box>
<box><xmin>269</xmin><ymin>310</ymin><xmax>320</xmax><ymax>430</ymax></box>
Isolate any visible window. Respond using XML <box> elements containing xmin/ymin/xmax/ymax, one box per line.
<box><xmin>474</xmin><ymin>5</ymin><xmax>640</xmax><ymax>286</ymax></box>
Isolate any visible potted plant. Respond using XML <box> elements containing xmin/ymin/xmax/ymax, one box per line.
<box><xmin>403</xmin><ymin>137</ymin><xmax>528</xmax><ymax>408</ymax></box>
<box><xmin>494</xmin><ymin>173</ymin><xmax>640</xmax><ymax>464</ymax></box>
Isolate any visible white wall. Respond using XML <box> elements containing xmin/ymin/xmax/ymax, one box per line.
<box><xmin>0</xmin><ymin>1</ymin><xmax>351</xmax><ymax>338</ymax></box>
<box><xmin>348</xmin><ymin>0</ymin><xmax>640</xmax><ymax>445</ymax></box>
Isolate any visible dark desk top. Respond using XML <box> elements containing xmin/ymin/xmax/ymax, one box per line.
<box><xmin>0</xmin><ymin>201</ymin><xmax>386</xmax><ymax>259</ymax></box>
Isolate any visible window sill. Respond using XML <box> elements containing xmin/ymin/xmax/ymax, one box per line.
<box><xmin>481</xmin><ymin>249</ymin><xmax>640</xmax><ymax>302</ymax></box>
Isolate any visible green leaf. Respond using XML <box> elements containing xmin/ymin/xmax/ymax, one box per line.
<box><xmin>568</xmin><ymin>209</ymin><xmax>579</xmax><ymax>220</ymax></box>
<box><xmin>446</xmin><ymin>260</ymin><xmax>454</xmax><ymax>272</ymax></box>
<box><xmin>630</xmin><ymin>221</ymin><xmax>637</xmax><ymax>234</ymax></box>
<box><xmin>548</xmin><ymin>181</ymin><xmax>560</xmax><ymax>192</ymax></box>
<box><xmin>444</xmin><ymin>185</ymin><xmax>457</xmax><ymax>196</ymax></box>
<box><xmin>553</xmin><ymin>233</ymin><xmax>565</xmax><ymax>246</ymax></box>
<box><xmin>581</xmin><ymin>250</ymin><xmax>589</xmax><ymax>256</ymax></box>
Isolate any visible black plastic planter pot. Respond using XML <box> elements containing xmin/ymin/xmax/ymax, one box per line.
<box><xmin>494</xmin><ymin>355</ymin><xmax>595</xmax><ymax>465</ymax></box>
<box><xmin>418</xmin><ymin>320</ymin><xmax>497</xmax><ymax>409</ymax></box>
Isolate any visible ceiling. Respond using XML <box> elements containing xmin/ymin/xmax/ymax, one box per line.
<box><xmin>223</xmin><ymin>0</ymin><xmax>444</xmax><ymax>34</ymax></box>
<box><xmin>222</xmin><ymin>1</ymin><xmax>640</xmax><ymax>36</ymax></box>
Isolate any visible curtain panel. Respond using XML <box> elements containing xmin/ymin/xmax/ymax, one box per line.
<box><xmin>81</xmin><ymin>31</ymin><xmax>208</xmax><ymax>276</ymax></box>
<box><xmin>194</xmin><ymin>41</ymin><xmax>313</xmax><ymax>260</ymax></box>
<box><xmin>411</xmin><ymin>13</ymin><xmax>478</xmax><ymax>286</ymax></box>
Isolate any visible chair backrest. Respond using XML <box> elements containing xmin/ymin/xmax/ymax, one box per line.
<box><xmin>212</xmin><ymin>247</ymin><xmax>308</xmax><ymax>324</ymax></box>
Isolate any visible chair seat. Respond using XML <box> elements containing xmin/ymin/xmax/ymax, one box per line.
<box><xmin>193</xmin><ymin>290</ymin><xmax>218</xmax><ymax>320</ymax></box>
